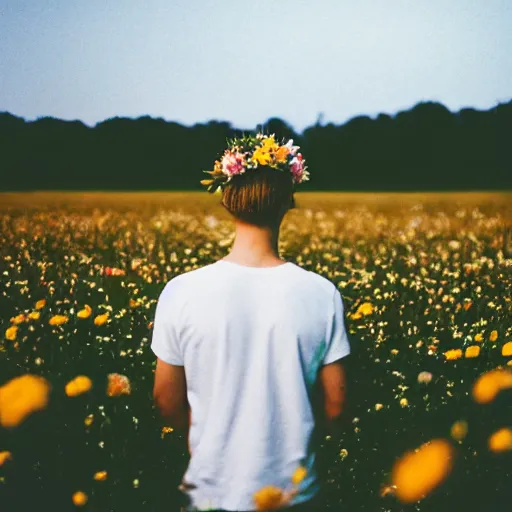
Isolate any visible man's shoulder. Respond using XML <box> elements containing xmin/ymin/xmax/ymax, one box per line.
<box><xmin>159</xmin><ymin>263</ymin><xmax>218</xmax><ymax>297</ymax></box>
<box><xmin>286</xmin><ymin>263</ymin><xmax>337</xmax><ymax>298</ymax></box>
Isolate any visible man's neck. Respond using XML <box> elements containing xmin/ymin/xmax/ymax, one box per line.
<box><xmin>224</xmin><ymin>220</ymin><xmax>284</xmax><ymax>267</ymax></box>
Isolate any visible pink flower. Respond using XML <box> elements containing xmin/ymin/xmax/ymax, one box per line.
<box><xmin>290</xmin><ymin>153</ymin><xmax>307</xmax><ymax>183</ymax></box>
<box><xmin>285</xmin><ymin>139</ymin><xmax>300</xmax><ymax>156</ymax></box>
<box><xmin>221</xmin><ymin>151</ymin><xmax>246</xmax><ymax>177</ymax></box>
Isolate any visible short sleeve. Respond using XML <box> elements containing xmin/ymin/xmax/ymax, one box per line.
<box><xmin>322</xmin><ymin>288</ymin><xmax>351</xmax><ymax>365</ymax></box>
<box><xmin>150</xmin><ymin>282</ymin><xmax>184</xmax><ymax>366</ymax></box>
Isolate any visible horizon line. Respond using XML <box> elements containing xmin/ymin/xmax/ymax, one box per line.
<box><xmin>1</xmin><ymin>97</ymin><xmax>510</xmax><ymax>133</ymax></box>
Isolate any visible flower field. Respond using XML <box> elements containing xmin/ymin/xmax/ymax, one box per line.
<box><xmin>1</xmin><ymin>191</ymin><xmax>511</xmax><ymax>512</ymax></box>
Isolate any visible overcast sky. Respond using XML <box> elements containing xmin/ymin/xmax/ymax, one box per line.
<box><xmin>1</xmin><ymin>0</ymin><xmax>511</xmax><ymax>131</ymax></box>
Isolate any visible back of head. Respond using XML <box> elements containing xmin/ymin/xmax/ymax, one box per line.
<box><xmin>221</xmin><ymin>166</ymin><xmax>295</xmax><ymax>228</ymax></box>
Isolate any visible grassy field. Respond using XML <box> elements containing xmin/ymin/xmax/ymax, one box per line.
<box><xmin>0</xmin><ymin>192</ymin><xmax>511</xmax><ymax>512</ymax></box>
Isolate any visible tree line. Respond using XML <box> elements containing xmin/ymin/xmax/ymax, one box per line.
<box><xmin>0</xmin><ymin>100</ymin><xmax>510</xmax><ymax>192</ymax></box>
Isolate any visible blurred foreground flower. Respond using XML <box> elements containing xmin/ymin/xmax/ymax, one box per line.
<box><xmin>107</xmin><ymin>373</ymin><xmax>131</xmax><ymax>397</ymax></box>
<box><xmin>291</xmin><ymin>466</ymin><xmax>307</xmax><ymax>486</ymax></box>
<box><xmin>65</xmin><ymin>376</ymin><xmax>93</xmax><ymax>397</ymax></box>
<box><xmin>502</xmin><ymin>342</ymin><xmax>512</xmax><ymax>357</ymax></box>
<box><xmin>5</xmin><ymin>326</ymin><xmax>18</xmax><ymax>341</ymax></box>
<box><xmin>488</xmin><ymin>428</ymin><xmax>512</xmax><ymax>453</ymax></box>
<box><xmin>472</xmin><ymin>368</ymin><xmax>512</xmax><ymax>404</ymax></box>
<box><xmin>0</xmin><ymin>375</ymin><xmax>51</xmax><ymax>427</ymax></box>
<box><xmin>10</xmin><ymin>314</ymin><xmax>26</xmax><ymax>325</ymax></box>
<box><xmin>0</xmin><ymin>451</ymin><xmax>12</xmax><ymax>466</ymax></box>
<box><xmin>77</xmin><ymin>305</ymin><xmax>92</xmax><ymax>319</ymax></box>
<box><xmin>450</xmin><ymin>420</ymin><xmax>468</xmax><ymax>442</ymax></box>
<box><xmin>489</xmin><ymin>330</ymin><xmax>498</xmax><ymax>342</ymax></box>
<box><xmin>72</xmin><ymin>491</ymin><xmax>88</xmax><ymax>507</ymax></box>
<box><xmin>49</xmin><ymin>315</ymin><xmax>68</xmax><ymax>326</ymax></box>
<box><xmin>253</xmin><ymin>485</ymin><xmax>291</xmax><ymax>511</ymax></box>
<box><xmin>391</xmin><ymin>439</ymin><xmax>454</xmax><ymax>504</ymax></box>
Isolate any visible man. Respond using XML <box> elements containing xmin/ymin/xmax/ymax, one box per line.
<box><xmin>151</xmin><ymin>135</ymin><xmax>350</xmax><ymax>511</ymax></box>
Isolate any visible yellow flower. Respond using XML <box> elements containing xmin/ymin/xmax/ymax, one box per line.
<box><xmin>252</xmin><ymin>147</ymin><xmax>272</xmax><ymax>166</ymax></box>
<box><xmin>253</xmin><ymin>485</ymin><xmax>285</xmax><ymax>510</ymax></box>
<box><xmin>161</xmin><ymin>426</ymin><xmax>174</xmax><ymax>439</ymax></box>
<box><xmin>474</xmin><ymin>333</ymin><xmax>483</xmax><ymax>343</ymax></box>
<box><xmin>291</xmin><ymin>466</ymin><xmax>307</xmax><ymax>486</ymax></box>
<box><xmin>94</xmin><ymin>470</ymin><xmax>108</xmax><ymax>481</ymax></box>
<box><xmin>502</xmin><ymin>342</ymin><xmax>512</xmax><ymax>357</ymax></box>
<box><xmin>65</xmin><ymin>376</ymin><xmax>93</xmax><ymax>397</ymax></box>
<box><xmin>399</xmin><ymin>398</ymin><xmax>409</xmax><ymax>408</ymax></box>
<box><xmin>5</xmin><ymin>326</ymin><xmax>18</xmax><ymax>341</ymax></box>
<box><xmin>274</xmin><ymin>145</ymin><xmax>290</xmax><ymax>163</ymax></box>
<box><xmin>472</xmin><ymin>368</ymin><xmax>512</xmax><ymax>404</ymax></box>
<box><xmin>35</xmin><ymin>299</ymin><xmax>46</xmax><ymax>310</ymax></box>
<box><xmin>0</xmin><ymin>451</ymin><xmax>12</xmax><ymax>466</ymax></box>
<box><xmin>489</xmin><ymin>330</ymin><xmax>498</xmax><ymax>342</ymax></box>
<box><xmin>391</xmin><ymin>439</ymin><xmax>454</xmax><ymax>504</ymax></box>
<box><xmin>72</xmin><ymin>491</ymin><xmax>88</xmax><ymax>507</ymax></box>
<box><xmin>350</xmin><ymin>312</ymin><xmax>363</xmax><ymax>320</ymax></box>
<box><xmin>488</xmin><ymin>428</ymin><xmax>512</xmax><ymax>453</ymax></box>
<box><xmin>94</xmin><ymin>313</ymin><xmax>109</xmax><ymax>326</ymax></box>
<box><xmin>84</xmin><ymin>414</ymin><xmax>94</xmax><ymax>427</ymax></box>
<box><xmin>28</xmin><ymin>311</ymin><xmax>40</xmax><ymax>321</ymax></box>
<box><xmin>107</xmin><ymin>373</ymin><xmax>131</xmax><ymax>397</ymax></box>
<box><xmin>444</xmin><ymin>349</ymin><xmax>462</xmax><ymax>361</ymax></box>
<box><xmin>77</xmin><ymin>305</ymin><xmax>92</xmax><ymax>319</ymax></box>
<box><xmin>0</xmin><ymin>375</ymin><xmax>51</xmax><ymax>428</ymax></box>
<box><xmin>10</xmin><ymin>314</ymin><xmax>26</xmax><ymax>325</ymax></box>
<box><xmin>465</xmin><ymin>346</ymin><xmax>480</xmax><ymax>359</ymax></box>
<box><xmin>450</xmin><ymin>420</ymin><xmax>468</xmax><ymax>442</ymax></box>
<box><xmin>49</xmin><ymin>315</ymin><xmax>68</xmax><ymax>326</ymax></box>
<box><xmin>356</xmin><ymin>302</ymin><xmax>374</xmax><ymax>316</ymax></box>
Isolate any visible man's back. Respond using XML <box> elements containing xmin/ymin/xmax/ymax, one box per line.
<box><xmin>151</xmin><ymin>260</ymin><xmax>350</xmax><ymax>511</ymax></box>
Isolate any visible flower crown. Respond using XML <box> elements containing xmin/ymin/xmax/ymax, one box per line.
<box><xmin>200</xmin><ymin>133</ymin><xmax>309</xmax><ymax>193</ymax></box>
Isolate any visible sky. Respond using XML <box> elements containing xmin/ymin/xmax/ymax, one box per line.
<box><xmin>0</xmin><ymin>0</ymin><xmax>511</xmax><ymax>131</ymax></box>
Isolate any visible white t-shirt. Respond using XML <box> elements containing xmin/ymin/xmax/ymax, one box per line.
<box><xmin>151</xmin><ymin>260</ymin><xmax>350</xmax><ymax>511</ymax></box>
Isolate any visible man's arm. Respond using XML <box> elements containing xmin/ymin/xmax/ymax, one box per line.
<box><xmin>316</xmin><ymin>358</ymin><xmax>348</xmax><ymax>444</ymax></box>
<box><xmin>153</xmin><ymin>358</ymin><xmax>190</xmax><ymax>433</ymax></box>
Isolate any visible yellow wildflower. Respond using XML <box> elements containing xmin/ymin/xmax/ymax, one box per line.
<box><xmin>252</xmin><ymin>147</ymin><xmax>272</xmax><ymax>166</ymax></box>
<box><xmin>107</xmin><ymin>373</ymin><xmax>131</xmax><ymax>397</ymax></box>
<box><xmin>84</xmin><ymin>414</ymin><xmax>94</xmax><ymax>427</ymax></box>
<box><xmin>0</xmin><ymin>375</ymin><xmax>51</xmax><ymax>428</ymax></box>
<box><xmin>161</xmin><ymin>426</ymin><xmax>174</xmax><ymax>439</ymax></box>
<box><xmin>27</xmin><ymin>311</ymin><xmax>40</xmax><ymax>321</ymax></box>
<box><xmin>5</xmin><ymin>326</ymin><xmax>18</xmax><ymax>341</ymax></box>
<box><xmin>10</xmin><ymin>314</ymin><xmax>26</xmax><ymax>325</ymax></box>
<box><xmin>291</xmin><ymin>466</ymin><xmax>307</xmax><ymax>486</ymax></box>
<box><xmin>400</xmin><ymin>398</ymin><xmax>409</xmax><ymax>408</ymax></box>
<box><xmin>474</xmin><ymin>333</ymin><xmax>483</xmax><ymax>343</ymax></box>
<box><xmin>72</xmin><ymin>491</ymin><xmax>88</xmax><ymax>507</ymax></box>
<box><xmin>444</xmin><ymin>349</ymin><xmax>462</xmax><ymax>361</ymax></box>
<box><xmin>391</xmin><ymin>439</ymin><xmax>454</xmax><ymax>504</ymax></box>
<box><xmin>488</xmin><ymin>428</ymin><xmax>512</xmax><ymax>453</ymax></box>
<box><xmin>465</xmin><ymin>346</ymin><xmax>480</xmax><ymax>359</ymax></box>
<box><xmin>0</xmin><ymin>451</ymin><xmax>12</xmax><ymax>466</ymax></box>
<box><xmin>472</xmin><ymin>369</ymin><xmax>512</xmax><ymax>404</ymax></box>
<box><xmin>35</xmin><ymin>299</ymin><xmax>46</xmax><ymax>310</ymax></box>
<box><xmin>356</xmin><ymin>302</ymin><xmax>374</xmax><ymax>316</ymax></box>
<box><xmin>489</xmin><ymin>330</ymin><xmax>498</xmax><ymax>342</ymax></box>
<box><xmin>77</xmin><ymin>305</ymin><xmax>92</xmax><ymax>319</ymax></box>
<box><xmin>49</xmin><ymin>315</ymin><xmax>68</xmax><ymax>326</ymax></box>
<box><xmin>502</xmin><ymin>342</ymin><xmax>512</xmax><ymax>357</ymax></box>
<box><xmin>94</xmin><ymin>470</ymin><xmax>108</xmax><ymax>481</ymax></box>
<box><xmin>65</xmin><ymin>376</ymin><xmax>93</xmax><ymax>397</ymax></box>
<box><xmin>94</xmin><ymin>313</ymin><xmax>109</xmax><ymax>326</ymax></box>
<box><xmin>450</xmin><ymin>420</ymin><xmax>468</xmax><ymax>442</ymax></box>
